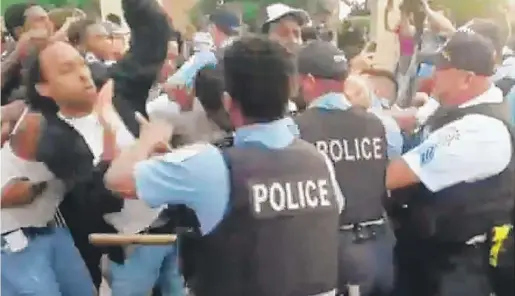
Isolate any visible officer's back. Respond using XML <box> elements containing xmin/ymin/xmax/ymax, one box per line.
<box><xmin>111</xmin><ymin>36</ymin><xmax>344</xmax><ymax>296</ymax></box>
<box><xmin>294</xmin><ymin>42</ymin><xmax>388</xmax><ymax>225</ymax></box>
<box><xmin>293</xmin><ymin>41</ymin><xmax>394</xmax><ymax>296</ymax></box>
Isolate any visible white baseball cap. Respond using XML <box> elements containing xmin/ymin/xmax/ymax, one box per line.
<box><xmin>262</xmin><ymin>3</ymin><xmax>310</xmax><ymax>33</ymax></box>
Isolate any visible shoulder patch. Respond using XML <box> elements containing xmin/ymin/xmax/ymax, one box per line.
<box><xmin>435</xmin><ymin>126</ymin><xmax>460</xmax><ymax>146</ymax></box>
<box><xmin>420</xmin><ymin>144</ymin><xmax>436</xmax><ymax>166</ymax></box>
<box><xmin>160</xmin><ymin>143</ymin><xmax>211</xmax><ymax>163</ymax></box>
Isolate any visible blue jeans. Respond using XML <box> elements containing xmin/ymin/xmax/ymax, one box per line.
<box><xmin>1</xmin><ymin>227</ymin><xmax>95</xmax><ymax>296</ymax></box>
<box><xmin>338</xmin><ymin>224</ymin><xmax>396</xmax><ymax>296</ymax></box>
<box><xmin>109</xmin><ymin>244</ymin><xmax>185</xmax><ymax>296</ymax></box>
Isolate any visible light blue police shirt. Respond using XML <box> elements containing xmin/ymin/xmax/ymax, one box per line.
<box><xmin>507</xmin><ymin>87</ymin><xmax>515</xmax><ymax>125</ymax></box>
<box><xmin>134</xmin><ymin>118</ymin><xmax>296</xmax><ymax>235</ymax></box>
<box><xmin>297</xmin><ymin>92</ymin><xmax>403</xmax><ymax>158</ymax></box>
<box><xmin>166</xmin><ymin>50</ymin><xmax>218</xmax><ymax>89</ymax></box>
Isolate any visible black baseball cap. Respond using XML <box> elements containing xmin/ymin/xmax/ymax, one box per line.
<box><xmin>432</xmin><ymin>29</ymin><xmax>496</xmax><ymax>76</ymax></box>
<box><xmin>297</xmin><ymin>40</ymin><xmax>348</xmax><ymax>80</ymax></box>
<box><xmin>209</xmin><ymin>8</ymin><xmax>241</xmax><ymax>36</ymax></box>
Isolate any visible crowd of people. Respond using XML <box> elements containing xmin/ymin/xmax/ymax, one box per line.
<box><xmin>1</xmin><ymin>0</ymin><xmax>514</xmax><ymax>296</ymax></box>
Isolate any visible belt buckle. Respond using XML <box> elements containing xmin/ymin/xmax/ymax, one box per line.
<box><xmin>352</xmin><ymin>223</ymin><xmax>378</xmax><ymax>243</ymax></box>
<box><xmin>352</xmin><ymin>224</ymin><xmax>367</xmax><ymax>243</ymax></box>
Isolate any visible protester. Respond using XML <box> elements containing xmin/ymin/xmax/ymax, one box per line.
<box><xmin>1</xmin><ymin>3</ymin><xmax>52</xmax><ymax>105</ymax></box>
<box><xmin>384</xmin><ymin>0</ymin><xmax>415</xmax><ymax>75</ymax></box>
<box><xmin>67</xmin><ymin>19</ymin><xmax>113</xmax><ymax>63</ymax></box>
<box><xmin>1</xmin><ymin>104</ymin><xmax>94</xmax><ymax>295</ymax></box>
<box><xmin>16</xmin><ymin>0</ymin><xmax>181</xmax><ymax>295</ymax></box>
<box><xmin>262</xmin><ymin>3</ymin><xmax>310</xmax><ymax>50</ymax></box>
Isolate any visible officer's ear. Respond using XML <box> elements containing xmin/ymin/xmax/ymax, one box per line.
<box><xmin>222</xmin><ymin>91</ymin><xmax>233</xmax><ymax>112</ymax></box>
<box><xmin>300</xmin><ymin>74</ymin><xmax>316</xmax><ymax>93</ymax></box>
<box><xmin>34</xmin><ymin>83</ymin><xmax>50</xmax><ymax>98</ymax></box>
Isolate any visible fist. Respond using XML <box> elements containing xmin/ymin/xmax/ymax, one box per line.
<box><xmin>344</xmin><ymin>75</ymin><xmax>372</xmax><ymax>109</ymax></box>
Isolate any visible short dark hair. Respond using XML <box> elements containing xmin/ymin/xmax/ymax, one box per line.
<box><xmin>223</xmin><ymin>35</ymin><xmax>295</xmax><ymax>122</ymax></box>
<box><xmin>361</xmin><ymin>68</ymin><xmax>398</xmax><ymax>93</ymax></box>
<box><xmin>467</xmin><ymin>19</ymin><xmax>505</xmax><ymax>58</ymax></box>
<box><xmin>106</xmin><ymin>13</ymin><xmax>122</xmax><ymax>26</ymax></box>
<box><xmin>67</xmin><ymin>18</ymin><xmax>97</xmax><ymax>47</ymax></box>
<box><xmin>301</xmin><ymin>26</ymin><xmax>319</xmax><ymax>42</ymax></box>
<box><xmin>195</xmin><ymin>66</ymin><xmax>225</xmax><ymax>111</ymax></box>
<box><xmin>4</xmin><ymin>3</ymin><xmax>34</xmax><ymax>38</ymax></box>
<box><xmin>25</xmin><ymin>52</ymin><xmax>59</xmax><ymax>115</ymax></box>
<box><xmin>195</xmin><ymin>65</ymin><xmax>232</xmax><ymax>132</ymax></box>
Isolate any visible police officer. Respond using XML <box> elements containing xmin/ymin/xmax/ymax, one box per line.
<box><xmin>293</xmin><ymin>40</ymin><xmax>399</xmax><ymax>296</ymax></box>
<box><xmin>386</xmin><ymin>30</ymin><xmax>515</xmax><ymax>296</ymax></box>
<box><xmin>105</xmin><ymin>36</ymin><xmax>344</xmax><ymax>296</ymax></box>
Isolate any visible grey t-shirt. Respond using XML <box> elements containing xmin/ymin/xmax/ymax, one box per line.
<box><xmin>1</xmin><ymin>143</ymin><xmax>65</xmax><ymax>233</ymax></box>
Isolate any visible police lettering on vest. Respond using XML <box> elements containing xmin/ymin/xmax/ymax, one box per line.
<box><xmin>250</xmin><ymin>179</ymin><xmax>333</xmax><ymax>218</ymax></box>
<box><xmin>315</xmin><ymin>137</ymin><xmax>383</xmax><ymax>163</ymax></box>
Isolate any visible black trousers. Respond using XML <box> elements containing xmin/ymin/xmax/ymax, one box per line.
<box><xmin>395</xmin><ymin>238</ymin><xmax>494</xmax><ymax>296</ymax></box>
<box><xmin>338</xmin><ymin>224</ymin><xmax>395</xmax><ymax>296</ymax></box>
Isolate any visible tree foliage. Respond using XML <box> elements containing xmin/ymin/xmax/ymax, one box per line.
<box><xmin>431</xmin><ymin>0</ymin><xmax>509</xmax><ymax>25</ymax></box>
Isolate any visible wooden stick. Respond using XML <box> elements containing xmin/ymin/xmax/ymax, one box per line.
<box><xmin>89</xmin><ymin>233</ymin><xmax>177</xmax><ymax>246</ymax></box>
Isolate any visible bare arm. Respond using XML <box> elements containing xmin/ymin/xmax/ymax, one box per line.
<box><xmin>1</xmin><ymin>178</ymin><xmax>47</xmax><ymax>208</ymax></box>
<box><xmin>386</xmin><ymin>158</ymin><xmax>420</xmax><ymax>190</ymax></box>
<box><xmin>383</xmin><ymin>3</ymin><xmax>394</xmax><ymax>32</ymax></box>
<box><xmin>422</xmin><ymin>1</ymin><xmax>455</xmax><ymax>35</ymax></box>
<box><xmin>111</xmin><ymin>0</ymin><xmax>171</xmax><ymax>116</ymax></box>
<box><xmin>104</xmin><ymin>140</ymin><xmax>155</xmax><ymax>198</ymax></box>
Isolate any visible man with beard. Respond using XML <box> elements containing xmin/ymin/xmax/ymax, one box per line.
<box><xmin>18</xmin><ymin>0</ymin><xmax>182</xmax><ymax>295</ymax></box>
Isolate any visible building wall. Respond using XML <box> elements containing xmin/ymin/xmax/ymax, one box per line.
<box><xmin>370</xmin><ymin>0</ymin><xmax>401</xmax><ymax>71</ymax></box>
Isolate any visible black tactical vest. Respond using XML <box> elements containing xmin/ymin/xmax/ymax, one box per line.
<box><xmin>412</xmin><ymin>102</ymin><xmax>515</xmax><ymax>243</ymax></box>
<box><xmin>295</xmin><ymin>107</ymin><xmax>388</xmax><ymax>225</ymax></box>
<box><xmin>194</xmin><ymin>139</ymin><xmax>340</xmax><ymax>296</ymax></box>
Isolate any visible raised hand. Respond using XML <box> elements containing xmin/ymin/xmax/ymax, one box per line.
<box><xmin>96</xmin><ymin>80</ymin><xmax>120</xmax><ymax>161</ymax></box>
<box><xmin>135</xmin><ymin>112</ymin><xmax>173</xmax><ymax>152</ymax></box>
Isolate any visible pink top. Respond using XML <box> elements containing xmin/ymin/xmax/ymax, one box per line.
<box><xmin>395</xmin><ymin>26</ymin><xmax>415</xmax><ymax>56</ymax></box>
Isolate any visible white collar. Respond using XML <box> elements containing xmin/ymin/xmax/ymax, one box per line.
<box><xmin>459</xmin><ymin>85</ymin><xmax>503</xmax><ymax>108</ymax></box>
<box><xmin>57</xmin><ymin>112</ymin><xmax>100</xmax><ymax>128</ymax></box>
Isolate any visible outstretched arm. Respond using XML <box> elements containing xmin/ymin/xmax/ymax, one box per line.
<box><xmin>111</xmin><ymin>0</ymin><xmax>171</xmax><ymax>116</ymax></box>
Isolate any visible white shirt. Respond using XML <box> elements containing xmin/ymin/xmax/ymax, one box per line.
<box><xmin>416</xmin><ymin>97</ymin><xmax>441</xmax><ymax>125</ymax></box>
<box><xmin>403</xmin><ymin>86</ymin><xmax>512</xmax><ymax>192</ymax></box>
<box><xmin>1</xmin><ymin>144</ymin><xmax>65</xmax><ymax>233</ymax></box>
<box><xmin>59</xmin><ymin>112</ymin><xmax>163</xmax><ymax>234</ymax></box>
<box><xmin>146</xmin><ymin>94</ymin><xmax>181</xmax><ymax>120</ymax></box>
